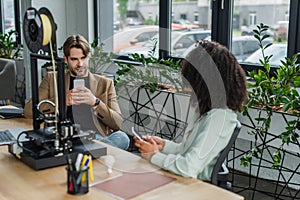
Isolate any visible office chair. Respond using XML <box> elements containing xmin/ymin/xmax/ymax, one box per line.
<box><xmin>0</xmin><ymin>58</ymin><xmax>17</xmax><ymax>105</ymax></box>
<box><xmin>211</xmin><ymin>120</ymin><xmax>241</xmax><ymax>190</ymax></box>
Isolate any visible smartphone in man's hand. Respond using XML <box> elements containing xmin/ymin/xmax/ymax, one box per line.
<box><xmin>74</xmin><ymin>79</ymin><xmax>85</xmax><ymax>88</ymax></box>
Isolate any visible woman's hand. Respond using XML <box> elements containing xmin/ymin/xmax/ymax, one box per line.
<box><xmin>150</xmin><ymin>136</ymin><xmax>165</xmax><ymax>151</ymax></box>
<box><xmin>134</xmin><ymin>135</ymin><xmax>164</xmax><ymax>160</ymax></box>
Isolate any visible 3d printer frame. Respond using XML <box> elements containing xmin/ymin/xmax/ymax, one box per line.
<box><xmin>30</xmin><ymin>53</ymin><xmax>66</xmax><ymax>130</ymax></box>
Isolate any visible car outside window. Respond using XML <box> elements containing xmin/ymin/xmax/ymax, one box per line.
<box><xmin>135</xmin><ymin>31</ymin><xmax>157</xmax><ymax>43</ymax></box>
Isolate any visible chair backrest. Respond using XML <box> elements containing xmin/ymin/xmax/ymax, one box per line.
<box><xmin>0</xmin><ymin>58</ymin><xmax>16</xmax><ymax>101</ymax></box>
<box><xmin>211</xmin><ymin>120</ymin><xmax>241</xmax><ymax>187</ymax></box>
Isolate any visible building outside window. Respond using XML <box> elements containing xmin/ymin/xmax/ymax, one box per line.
<box><xmin>180</xmin><ymin>13</ymin><xmax>187</xmax><ymax>20</ymax></box>
<box><xmin>2</xmin><ymin>0</ymin><xmax>15</xmax><ymax>34</ymax></box>
<box><xmin>194</xmin><ymin>11</ymin><xmax>199</xmax><ymax>24</ymax></box>
<box><xmin>249</xmin><ymin>12</ymin><xmax>257</xmax><ymax>26</ymax></box>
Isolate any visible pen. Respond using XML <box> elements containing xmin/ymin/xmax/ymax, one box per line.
<box><xmin>75</xmin><ymin>153</ymin><xmax>83</xmax><ymax>171</ymax></box>
<box><xmin>68</xmin><ymin>178</ymin><xmax>74</xmax><ymax>192</ymax></box>
<box><xmin>66</xmin><ymin>155</ymin><xmax>74</xmax><ymax>171</ymax></box>
<box><xmin>88</xmin><ymin>155</ymin><xmax>94</xmax><ymax>182</ymax></box>
<box><xmin>78</xmin><ymin>157</ymin><xmax>90</xmax><ymax>184</ymax></box>
<box><xmin>66</xmin><ymin>155</ymin><xmax>78</xmax><ymax>193</ymax></box>
<box><xmin>81</xmin><ymin>156</ymin><xmax>90</xmax><ymax>170</ymax></box>
<box><xmin>76</xmin><ymin>163</ymin><xmax>89</xmax><ymax>184</ymax></box>
<box><xmin>80</xmin><ymin>155</ymin><xmax>89</xmax><ymax>169</ymax></box>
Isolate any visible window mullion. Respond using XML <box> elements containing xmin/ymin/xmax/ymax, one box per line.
<box><xmin>287</xmin><ymin>0</ymin><xmax>300</xmax><ymax>59</ymax></box>
<box><xmin>211</xmin><ymin>0</ymin><xmax>233</xmax><ymax>49</ymax></box>
<box><xmin>159</xmin><ymin>0</ymin><xmax>171</xmax><ymax>60</ymax></box>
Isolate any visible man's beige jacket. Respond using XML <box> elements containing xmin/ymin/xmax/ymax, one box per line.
<box><xmin>24</xmin><ymin>71</ymin><xmax>123</xmax><ymax>136</ymax></box>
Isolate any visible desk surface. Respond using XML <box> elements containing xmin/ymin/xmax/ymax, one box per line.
<box><xmin>0</xmin><ymin>118</ymin><xmax>244</xmax><ymax>200</ymax></box>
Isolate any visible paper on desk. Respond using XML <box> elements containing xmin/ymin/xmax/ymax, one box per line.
<box><xmin>92</xmin><ymin>169</ymin><xmax>176</xmax><ymax>200</ymax></box>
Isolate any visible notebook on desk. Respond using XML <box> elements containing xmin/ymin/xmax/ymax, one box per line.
<box><xmin>0</xmin><ymin>128</ymin><xmax>27</xmax><ymax>146</ymax></box>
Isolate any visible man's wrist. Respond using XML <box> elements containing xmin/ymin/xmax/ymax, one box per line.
<box><xmin>94</xmin><ymin>98</ymin><xmax>101</xmax><ymax>106</ymax></box>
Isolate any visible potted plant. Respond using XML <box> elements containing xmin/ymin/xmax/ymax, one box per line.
<box><xmin>230</xmin><ymin>23</ymin><xmax>300</xmax><ymax>198</ymax></box>
<box><xmin>0</xmin><ymin>30</ymin><xmax>20</xmax><ymax>59</ymax></box>
<box><xmin>0</xmin><ymin>30</ymin><xmax>25</xmax><ymax>106</ymax></box>
<box><xmin>89</xmin><ymin>36</ymin><xmax>113</xmax><ymax>74</ymax></box>
<box><xmin>114</xmin><ymin>40</ymin><xmax>183</xmax><ymax>93</ymax></box>
<box><xmin>240</xmin><ymin>23</ymin><xmax>300</xmax><ymax>168</ymax></box>
<box><xmin>114</xmin><ymin>46</ymin><xmax>189</xmax><ymax>142</ymax></box>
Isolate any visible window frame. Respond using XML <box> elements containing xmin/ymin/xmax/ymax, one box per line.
<box><xmin>0</xmin><ymin>0</ymin><xmax>3</xmax><ymax>33</ymax></box>
<box><xmin>3</xmin><ymin>0</ymin><xmax>300</xmax><ymax>71</ymax></box>
<box><xmin>0</xmin><ymin>0</ymin><xmax>21</xmax><ymax>43</ymax></box>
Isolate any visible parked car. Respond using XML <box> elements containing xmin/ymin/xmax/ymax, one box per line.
<box><xmin>273</xmin><ymin>21</ymin><xmax>289</xmax><ymax>41</ymax></box>
<box><xmin>113</xmin><ymin>25</ymin><xmax>158</xmax><ymax>53</ymax></box>
<box><xmin>113</xmin><ymin>20</ymin><xmax>123</xmax><ymax>32</ymax></box>
<box><xmin>244</xmin><ymin>43</ymin><xmax>287</xmax><ymax>66</ymax></box>
<box><xmin>118</xmin><ymin>30</ymin><xmax>211</xmax><ymax>57</ymax></box>
<box><xmin>231</xmin><ymin>36</ymin><xmax>273</xmax><ymax>62</ymax></box>
<box><xmin>172</xmin><ymin>19</ymin><xmax>200</xmax><ymax>30</ymax></box>
<box><xmin>5</xmin><ymin>18</ymin><xmax>15</xmax><ymax>30</ymax></box>
<box><xmin>126</xmin><ymin>10</ymin><xmax>144</xmax><ymax>26</ymax></box>
<box><xmin>182</xmin><ymin>35</ymin><xmax>273</xmax><ymax>62</ymax></box>
<box><xmin>241</xmin><ymin>24</ymin><xmax>274</xmax><ymax>37</ymax></box>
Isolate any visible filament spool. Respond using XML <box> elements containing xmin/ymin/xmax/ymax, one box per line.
<box><xmin>40</xmin><ymin>14</ymin><xmax>52</xmax><ymax>46</ymax></box>
<box><xmin>23</xmin><ymin>7</ymin><xmax>56</xmax><ymax>53</ymax></box>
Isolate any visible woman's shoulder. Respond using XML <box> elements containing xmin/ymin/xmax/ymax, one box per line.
<box><xmin>203</xmin><ymin>108</ymin><xmax>237</xmax><ymax>123</ymax></box>
<box><xmin>208</xmin><ymin>108</ymin><xmax>236</xmax><ymax>115</ymax></box>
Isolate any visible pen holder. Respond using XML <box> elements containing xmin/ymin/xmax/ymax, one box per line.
<box><xmin>67</xmin><ymin>167</ymin><xmax>89</xmax><ymax>195</ymax></box>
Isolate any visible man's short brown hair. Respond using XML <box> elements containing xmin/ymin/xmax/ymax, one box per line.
<box><xmin>63</xmin><ymin>34</ymin><xmax>90</xmax><ymax>57</ymax></box>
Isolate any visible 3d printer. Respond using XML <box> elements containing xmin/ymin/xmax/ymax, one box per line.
<box><xmin>9</xmin><ymin>7</ymin><xmax>106</xmax><ymax>170</ymax></box>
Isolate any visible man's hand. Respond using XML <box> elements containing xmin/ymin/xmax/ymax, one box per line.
<box><xmin>66</xmin><ymin>90</ymin><xmax>73</xmax><ymax>106</ymax></box>
<box><xmin>69</xmin><ymin>86</ymin><xmax>96</xmax><ymax>106</ymax></box>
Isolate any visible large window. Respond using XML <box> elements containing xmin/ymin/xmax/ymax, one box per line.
<box><xmin>111</xmin><ymin>0</ymin><xmax>212</xmax><ymax>58</ymax></box>
<box><xmin>232</xmin><ymin>0</ymin><xmax>290</xmax><ymax>66</ymax></box>
<box><xmin>112</xmin><ymin>0</ymin><xmax>159</xmax><ymax>56</ymax></box>
<box><xmin>3</xmin><ymin>0</ymin><xmax>299</xmax><ymax>69</ymax></box>
<box><xmin>171</xmin><ymin>0</ymin><xmax>212</xmax><ymax>57</ymax></box>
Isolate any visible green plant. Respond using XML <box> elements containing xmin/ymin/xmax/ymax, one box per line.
<box><xmin>117</xmin><ymin>0</ymin><xmax>128</xmax><ymax>23</ymax></box>
<box><xmin>90</xmin><ymin>36</ymin><xmax>113</xmax><ymax>73</ymax></box>
<box><xmin>241</xmin><ymin>23</ymin><xmax>300</xmax><ymax>168</ymax></box>
<box><xmin>0</xmin><ymin>30</ymin><xmax>20</xmax><ymax>59</ymax></box>
<box><xmin>144</xmin><ymin>17</ymin><xmax>158</xmax><ymax>25</ymax></box>
<box><xmin>114</xmin><ymin>40</ymin><xmax>183</xmax><ymax>93</ymax></box>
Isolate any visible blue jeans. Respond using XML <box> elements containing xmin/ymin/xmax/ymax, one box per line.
<box><xmin>95</xmin><ymin>130</ymin><xmax>130</xmax><ymax>150</ymax></box>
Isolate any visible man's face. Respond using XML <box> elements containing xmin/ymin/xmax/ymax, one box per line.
<box><xmin>65</xmin><ymin>47</ymin><xmax>89</xmax><ymax>77</ymax></box>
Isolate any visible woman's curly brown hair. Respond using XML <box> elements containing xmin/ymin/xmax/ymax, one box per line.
<box><xmin>181</xmin><ymin>40</ymin><xmax>247</xmax><ymax>116</ymax></box>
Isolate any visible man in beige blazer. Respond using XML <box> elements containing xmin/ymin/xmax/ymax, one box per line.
<box><xmin>24</xmin><ymin>34</ymin><xmax>129</xmax><ymax>150</ymax></box>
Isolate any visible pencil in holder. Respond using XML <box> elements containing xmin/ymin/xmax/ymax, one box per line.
<box><xmin>67</xmin><ymin>166</ymin><xmax>89</xmax><ymax>195</ymax></box>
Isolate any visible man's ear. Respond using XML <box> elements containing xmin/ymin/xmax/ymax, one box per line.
<box><xmin>64</xmin><ymin>56</ymin><xmax>68</xmax><ymax>63</ymax></box>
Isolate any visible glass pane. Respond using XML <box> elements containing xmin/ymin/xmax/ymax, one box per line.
<box><xmin>232</xmin><ymin>0</ymin><xmax>290</xmax><ymax>66</ymax></box>
<box><xmin>113</xmin><ymin>0</ymin><xmax>159</xmax><ymax>56</ymax></box>
<box><xmin>3</xmin><ymin>0</ymin><xmax>16</xmax><ymax>34</ymax></box>
<box><xmin>172</xmin><ymin>0</ymin><xmax>212</xmax><ymax>57</ymax></box>
<box><xmin>113</xmin><ymin>0</ymin><xmax>211</xmax><ymax>58</ymax></box>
